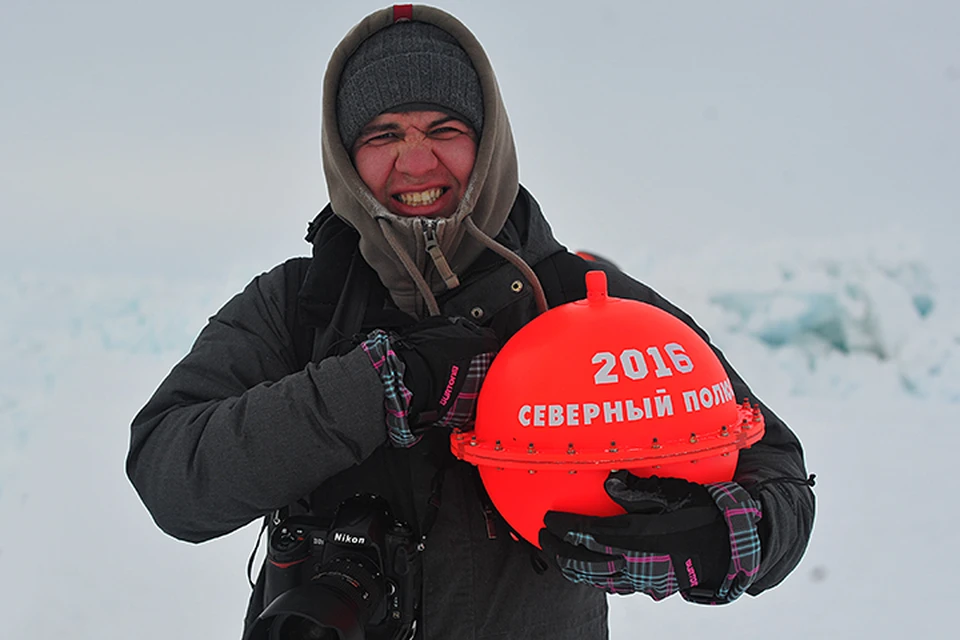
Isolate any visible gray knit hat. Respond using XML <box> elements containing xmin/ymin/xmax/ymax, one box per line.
<box><xmin>337</xmin><ymin>21</ymin><xmax>484</xmax><ymax>149</ymax></box>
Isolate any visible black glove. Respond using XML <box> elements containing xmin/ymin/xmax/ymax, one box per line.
<box><xmin>539</xmin><ymin>471</ymin><xmax>763</xmax><ymax>604</ymax></box>
<box><xmin>394</xmin><ymin>316</ymin><xmax>499</xmax><ymax>425</ymax></box>
<box><xmin>360</xmin><ymin>317</ymin><xmax>498</xmax><ymax>447</ymax></box>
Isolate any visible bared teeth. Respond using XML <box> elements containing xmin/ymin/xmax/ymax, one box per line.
<box><xmin>396</xmin><ymin>188</ymin><xmax>444</xmax><ymax>207</ymax></box>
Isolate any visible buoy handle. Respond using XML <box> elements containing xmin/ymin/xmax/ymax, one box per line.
<box><xmin>585</xmin><ymin>270</ymin><xmax>608</xmax><ymax>304</ymax></box>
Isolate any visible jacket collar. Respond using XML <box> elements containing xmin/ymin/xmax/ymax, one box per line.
<box><xmin>298</xmin><ymin>186</ymin><xmax>563</xmax><ymax>331</ymax></box>
<box><xmin>298</xmin><ymin>207</ymin><xmax>408</xmax><ymax>332</ymax></box>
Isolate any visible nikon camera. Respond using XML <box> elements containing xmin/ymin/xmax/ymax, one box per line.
<box><xmin>245</xmin><ymin>495</ymin><xmax>421</xmax><ymax>640</ymax></box>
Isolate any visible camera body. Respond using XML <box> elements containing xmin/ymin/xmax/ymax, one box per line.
<box><xmin>248</xmin><ymin>495</ymin><xmax>420</xmax><ymax>640</ymax></box>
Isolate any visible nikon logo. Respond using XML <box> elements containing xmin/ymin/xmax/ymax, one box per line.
<box><xmin>332</xmin><ymin>531</ymin><xmax>366</xmax><ymax>545</ymax></box>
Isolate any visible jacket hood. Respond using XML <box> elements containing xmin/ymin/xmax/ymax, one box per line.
<box><xmin>320</xmin><ymin>5</ymin><xmax>519</xmax><ymax>317</ymax></box>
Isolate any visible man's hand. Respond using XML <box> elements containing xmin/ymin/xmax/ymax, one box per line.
<box><xmin>361</xmin><ymin>317</ymin><xmax>499</xmax><ymax>447</ymax></box>
<box><xmin>538</xmin><ymin>471</ymin><xmax>763</xmax><ymax>604</ymax></box>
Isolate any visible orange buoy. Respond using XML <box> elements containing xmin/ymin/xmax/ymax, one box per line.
<box><xmin>451</xmin><ymin>270</ymin><xmax>764</xmax><ymax>546</ymax></box>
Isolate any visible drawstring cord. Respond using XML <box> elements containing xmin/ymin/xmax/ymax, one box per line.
<box><xmin>463</xmin><ymin>218</ymin><xmax>549</xmax><ymax>315</ymax></box>
<box><xmin>376</xmin><ymin>214</ymin><xmax>551</xmax><ymax>318</ymax></box>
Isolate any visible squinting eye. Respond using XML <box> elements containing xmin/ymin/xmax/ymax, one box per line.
<box><xmin>360</xmin><ymin>132</ymin><xmax>399</xmax><ymax>146</ymax></box>
<box><xmin>429</xmin><ymin>127</ymin><xmax>467</xmax><ymax>140</ymax></box>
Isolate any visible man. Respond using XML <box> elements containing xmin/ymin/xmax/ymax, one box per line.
<box><xmin>127</xmin><ymin>5</ymin><xmax>815</xmax><ymax>639</ymax></box>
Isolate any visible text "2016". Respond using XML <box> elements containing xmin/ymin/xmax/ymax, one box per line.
<box><xmin>592</xmin><ymin>343</ymin><xmax>694</xmax><ymax>385</ymax></box>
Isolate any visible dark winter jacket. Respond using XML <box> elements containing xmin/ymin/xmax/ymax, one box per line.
<box><xmin>129</xmin><ymin>6</ymin><xmax>814</xmax><ymax>636</ymax></box>
<box><xmin>127</xmin><ymin>187</ymin><xmax>815</xmax><ymax>640</ymax></box>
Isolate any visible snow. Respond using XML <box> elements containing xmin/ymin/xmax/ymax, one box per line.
<box><xmin>655</xmin><ymin>233</ymin><xmax>960</xmax><ymax>404</ymax></box>
<box><xmin>2</xmin><ymin>229</ymin><xmax>957</xmax><ymax>638</ymax></box>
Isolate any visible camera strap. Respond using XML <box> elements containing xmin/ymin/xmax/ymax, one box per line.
<box><xmin>418</xmin><ymin>461</ymin><xmax>446</xmax><ymax>545</ymax></box>
<box><xmin>247</xmin><ymin>500</ymin><xmax>312</xmax><ymax>589</ymax></box>
<box><xmin>246</xmin><ymin>519</ymin><xmax>268</xmax><ymax>589</ymax></box>
<box><xmin>385</xmin><ymin>432</ymin><xmax>451</xmax><ymax>551</ymax></box>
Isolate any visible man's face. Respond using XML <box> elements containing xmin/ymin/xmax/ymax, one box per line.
<box><xmin>352</xmin><ymin>110</ymin><xmax>477</xmax><ymax>218</ymax></box>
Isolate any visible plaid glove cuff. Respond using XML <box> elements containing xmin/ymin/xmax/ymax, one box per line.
<box><xmin>361</xmin><ymin>329</ymin><xmax>418</xmax><ymax>448</ymax></box>
<box><xmin>553</xmin><ymin>532</ymin><xmax>680</xmax><ymax>599</ymax></box>
<box><xmin>682</xmin><ymin>482</ymin><xmax>763</xmax><ymax>605</ymax></box>
<box><xmin>541</xmin><ymin>478</ymin><xmax>762</xmax><ymax>603</ymax></box>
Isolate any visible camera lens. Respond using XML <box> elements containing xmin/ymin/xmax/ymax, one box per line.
<box><xmin>250</xmin><ymin>557</ymin><xmax>385</xmax><ymax>640</ymax></box>
<box><xmin>315</xmin><ymin>555</ymin><xmax>385</xmax><ymax>623</ymax></box>
<box><xmin>275</xmin><ymin>616</ymin><xmax>339</xmax><ymax>640</ymax></box>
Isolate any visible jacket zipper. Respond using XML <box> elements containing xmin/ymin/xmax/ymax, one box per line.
<box><xmin>422</xmin><ymin>219</ymin><xmax>460</xmax><ymax>290</ymax></box>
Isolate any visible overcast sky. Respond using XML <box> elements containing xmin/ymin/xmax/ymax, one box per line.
<box><xmin>1</xmin><ymin>0</ymin><xmax>957</xmax><ymax>279</ymax></box>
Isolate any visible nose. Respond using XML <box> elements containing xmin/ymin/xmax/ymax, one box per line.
<box><xmin>394</xmin><ymin>134</ymin><xmax>439</xmax><ymax>176</ymax></box>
